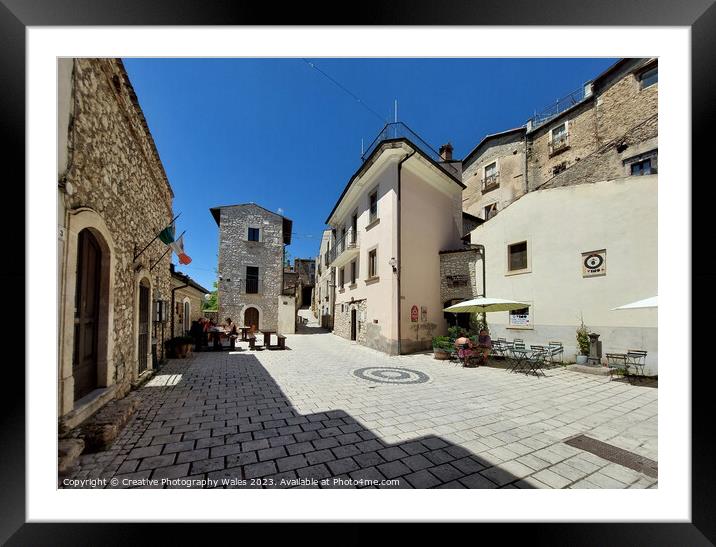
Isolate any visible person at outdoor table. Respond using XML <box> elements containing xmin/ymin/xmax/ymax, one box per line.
<box><xmin>190</xmin><ymin>319</ymin><xmax>204</xmax><ymax>352</ymax></box>
<box><xmin>475</xmin><ymin>329</ymin><xmax>492</xmax><ymax>363</ymax></box>
<box><xmin>454</xmin><ymin>331</ymin><xmax>474</xmax><ymax>365</ymax></box>
<box><xmin>224</xmin><ymin>317</ymin><xmax>238</xmax><ymax>350</ymax></box>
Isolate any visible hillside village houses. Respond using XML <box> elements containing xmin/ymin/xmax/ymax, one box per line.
<box><xmin>316</xmin><ymin>57</ymin><xmax>658</xmax><ymax>374</ymax></box>
<box><xmin>57</xmin><ymin>58</ymin><xmax>207</xmax><ymax>434</ymax></box>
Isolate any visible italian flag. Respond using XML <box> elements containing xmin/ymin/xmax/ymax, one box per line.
<box><xmin>170</xmin><ymin>234</ymin><xmax>192</xmax><ymax>265</ymax></box>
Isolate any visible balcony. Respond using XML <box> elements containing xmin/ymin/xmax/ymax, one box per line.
<box><xmin>481</xmin><ymin>173</ymin><xmax>500</xmax><ymax>193</ymax></box>
<box><xmin>328</xmin><ymin>227</ymin><xmax>359</xmax><ymax>268</ymax></box>
<box><xmin>549</xmin><ymin>135</ymin><xmax>570</xmax><ymax>156</ymax></box>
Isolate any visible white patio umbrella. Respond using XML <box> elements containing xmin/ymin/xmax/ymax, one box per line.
<box><xmin>443</xmin><ymin>297</ymin><xmax>531</xmax><ymax>314</ymax></box>
<box><xmin>612</xmin><ymin>296</ymin><xmax>658</xmax><ymax>310</ymax></box>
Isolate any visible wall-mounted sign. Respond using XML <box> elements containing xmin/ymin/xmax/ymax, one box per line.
<box><xmin>421</xmin><ymin>306</ymin><xmax>427</xmax><ymax>322</ymax></box>
<box><xmin>509</xmin><ymin>308</ymin><xmax>530</xmax><ymax>327</ymax></box>
<box><xmin>410</xmin><ymin>305</ymin><xmax>419</xmax><ymax>322</ymax></box>
<box><xmin>582</xmin><ymin>249</ymin><xmax>607</xmax><ymax>277</ymax></box>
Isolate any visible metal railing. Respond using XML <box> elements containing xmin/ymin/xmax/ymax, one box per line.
<box><xmin>527</xmin><ymin>86</ymin><xmax>587</xmax><ymax>131</ymax></box>
<box><xmin>481</xmin><ymin>173</ymin><xmax>500</xmax><ymax>192</ymax></box>
<box><xmin>328</xmin><ymin>227</ymin><xmax>358</xmax><ymax>264</ymax></box>
<box><xmin>245</xmin><ymin>277</ymin><xmax>260</xmax><ymax>294</ymax></box>
<box><xmin>361</xmin><ymin>122</ymin><xmax>460</xmax><ymax>178</ymax></box>
<box><xmin>549</xmin><ymin>134</ymin><xmax>570</xmax><ymax>155</ymax></box>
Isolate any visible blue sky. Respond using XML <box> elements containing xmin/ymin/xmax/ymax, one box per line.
<box><xmin>123</xmin><ymin>57</ymin><xmax>617</xmax><ymax>290</ymax></box>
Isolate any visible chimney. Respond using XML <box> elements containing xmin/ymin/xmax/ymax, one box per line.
<box><xmin>439</xmin><ymin>142</ymin><xmax>454</xmax><ymax>161</ymax></box>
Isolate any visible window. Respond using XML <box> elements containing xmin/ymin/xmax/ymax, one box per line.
<box><xmin>509</xmin><ymin>307</ymin><xmax>531</xmax><ymax>327</ymax></box>
<box><xmin>552</xmin><ymin>162</ymin><xmax>567</xmax><ymax>176</ymax></box>
<box><xmin>369</xmin><ymin>190</ymin><xmax>378</xmax><ymax>222</ymax></box>
<box><xmin>625</xmin><ymin>150</ymin><xmax>658</xmax><ymax>176</ymax></box>
<box><xmin>339</xmin><ymin>267</ymin><xmax>344</xmax><ymax>288</ymax></box>
<box><xmin>350</xmin><ymin>260</ymin><xmax>356</xmax><ymax>285</ymax></box>
<box><xmin>639</xmin><ymin>66</ymin><xmax>658</xmax><ymax>89</ymax></box>
<box><xmin>631</xmin><ymin>159</ymin><xmax>653</xmax><ymax>176</ymax></box>
<box><xmin>368</xmin><ymin>249</ymin><xmax>378</xmax><ymax>278</ymax></box>
<box><xmin>246</xmin><ymin>266</ymin><xmax>259</xmax><ymax>293</ymax></box>
<box><xmin>550</xmin><ymin>123</ymin><xmax>568</xmax><ymax>154</ymax></box>
<box><xmin>508</xmin><ymin>241</ymin><xmax>528</xmax><ymax>272</ymax></box>
<box><xmin>484</xmin><ymin>203</ymin><xmax>498</xmax><ymax>220</ymax></box>
<box><xmin>248</xmin><ymin>227</ymin><xmax>260</xmax><ymax>242</ymax></box>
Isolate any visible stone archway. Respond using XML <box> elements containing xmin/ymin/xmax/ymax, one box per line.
<box><xmin>244</xmin><ymin>307</ymin><xmax>260</xmax><ymax>330</ymax></box>
<box><xmin>60</xmin><ymin>208</ymin><xmax>115</xmax><ymax>420</ymax></box>
<box><xmin>133</xmin><ymin>270</ymin><xmax>153</xmax><ymax>380</ymax></box>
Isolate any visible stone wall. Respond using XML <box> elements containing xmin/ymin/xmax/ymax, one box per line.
<box><xmin>439</xmin><ymin>249</ymin><xmax>481</xmax><ymax>304</ymax></box>
<box><xmin>527</xmin><ymin>100</ymin><xmax>598</xmax><ymax>190</ymax></box>
<box><xmin>217</xmin><ymin>204</ymin><xmax>285</xmax><ymax>331</ymax></box>
<box><xmin>333</xmin><ymin>300</ymin><xmax>367</xmax><ymax>345</ymax></box>
<box><xmin>462</xmin><ymin>132</ymin><xmax>526</xmax><ymax>219</ymax></box>
<box><xmin>172</xmin><ymin>286</ymin><xmax>205</xmax><ymax>337</ymax></box>
<box><xmin>58</xmin><ymin>58</ymin><xmax>174</xmax><ymax>422</ymax></box>
<box><xmin>527</xmin><ymin>59</ymin><xmax>657</xmax><ymax>191</ymax></box>
<box><xmin>541</xmin><ymin>114</ymin><xmax>657</xmax><ymax>190</ymax></box>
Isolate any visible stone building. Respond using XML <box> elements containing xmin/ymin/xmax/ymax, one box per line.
<box><xmin>211</xmin><ymin>203</ymin><xmax>292</xmax><ymax>332</ymax></box>
<box><xmin>462</xmin><ymin>58</ymin><xmax>658</xmax><ymax>221</ymax></box>
<box><xmin>294</xmin><ymin>258</ymin><xmax>316</xmax><ymax>309</ymax></box>
<box><xmin>439</xmin><ymin>248</ymin><xmax>482</xmax><ymax>330</ymax></box>
<box><xmin>463</xmin><ymin>58</ymin><xmax>658</xmax><ymax>373</ymax></box>
<box><xmin>314</xmin><ymin>229</ymin><xmax>336</xmax><ymax>329</ymax></box>
<box><xmin>170</xmin><ymin>264</ymin><xmax>210</xmax><ymax>338</ymax></box>
<box><xmin>57</xmin><ymin>58</ymin><xmax>174</xmax><ymax>430</ymax></box>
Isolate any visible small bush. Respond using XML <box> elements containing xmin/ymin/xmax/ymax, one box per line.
<box><xmin>432</xmin><ymin>336</ymin><xmax>453</xmax><ymax>351</ymax></box>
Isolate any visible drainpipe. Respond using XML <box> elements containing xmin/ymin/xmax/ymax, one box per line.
<box><xmin>396</xmin><ymin>149</ymin><xmax>416</xmax><ymax>355</ymax></box>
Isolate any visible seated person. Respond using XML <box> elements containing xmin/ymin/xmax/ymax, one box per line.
<box><xmin>454</xmin><ymin>331</ymin><xmax>474</xmax><ymax>364</ymax></box>
<box><xmin>475</xmin><ymin>329</ymin><xmax>492</xmax><ymax>363</ymax></box>
<box><xmin>224</xmin><ymin>317</ymin><xmax>238</xmax><ymax>350</ymax></box>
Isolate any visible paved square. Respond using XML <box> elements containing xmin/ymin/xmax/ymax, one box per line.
<box><xmin>62</xmin><ymin>325</ymin><xmax>657</xmax><ymax>489</ymax></box>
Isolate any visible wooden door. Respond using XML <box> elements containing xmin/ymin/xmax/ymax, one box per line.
<box><xmin>138</xmin><ymin>283</ymin><xmax>149</xmax><ymax>374</ymax></box>
<box><xmin>350</xmin><ymin>309</ymin><xmax>357</xmax><ymax>341</ymax></box>
<box><xmin>244</xmin><ymin>307</ymin><xmax>259</xmax><ymax>329</ymax></box>
<box><xmin>73</xmin><ymin>230</ymin><xmax>101</xmax><ymax>400</ymax></box>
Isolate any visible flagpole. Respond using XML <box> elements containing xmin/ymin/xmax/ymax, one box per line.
<box><xmin>149</xmin><ymin>246</ymin><xmax>172</xmax><ymax>271</ymax></box>
<box><xmin>133</xmin><ymin>212</ymin><xmax>181</xmax><ymax>261</ymax></box>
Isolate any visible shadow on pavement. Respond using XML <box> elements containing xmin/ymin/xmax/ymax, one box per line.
<box><xmin>62</xmin><ymin>353</ymin><xmax>534</xmax><ymax>489</ymax></box>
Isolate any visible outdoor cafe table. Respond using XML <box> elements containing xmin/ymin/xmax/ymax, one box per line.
<box><xmin>240</xmin><ymin>327</ymin><xmax>251</xmax><ymax>341</ymax></box>
<box><xmin>208</xmin><ymin>328</ymin><xmax>226</xmax><ymax>350</ymax></box>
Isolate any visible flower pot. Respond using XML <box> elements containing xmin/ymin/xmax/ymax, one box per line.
<box><xmin>576</xmin><ymin>354</ymin><xmax>588</xmax><ymax>365</ymax></box>
<box><xmin>433</xmin><ymin>349</ymin><xmax>450</xmax><ymax>360</ymax></box>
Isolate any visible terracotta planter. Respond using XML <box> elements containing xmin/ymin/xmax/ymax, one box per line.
<box><xmin>433</xmin><ymin>349</ymin><xmax>450</xmax><ymax>360</ymax></box>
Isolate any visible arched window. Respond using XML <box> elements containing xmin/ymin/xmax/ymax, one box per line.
<box><xmin>183</xmin><ymin>299</ymin><xmax>191</xmax><ymax>333</ymax></box>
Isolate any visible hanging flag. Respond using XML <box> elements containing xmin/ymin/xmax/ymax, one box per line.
<box><xmin>158</xmin><ymin>223</ymin><xmax>175</xmax><ymax>245</ymax></box>
<box><xmin>170</xmin><ymin>233</ymin><xmax>192</xmax><ymax>265</ymax></box>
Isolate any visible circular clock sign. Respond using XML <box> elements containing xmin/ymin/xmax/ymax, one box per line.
<box><xmin>584</xmin><ymin>254</ymin><xmax>604</xmax><ymax>269</ymax></box>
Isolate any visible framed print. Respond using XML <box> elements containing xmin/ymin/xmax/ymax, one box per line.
<box><xmin>3</xmin><ymin>0</ymin><xmax>714</xmax><ymax>543</ymax></box>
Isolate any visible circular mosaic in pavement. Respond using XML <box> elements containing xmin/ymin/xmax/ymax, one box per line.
<box><xmin>353</xmin><ymin>366</ymin><xmax>430</xmax><ymax>385</ymax></box>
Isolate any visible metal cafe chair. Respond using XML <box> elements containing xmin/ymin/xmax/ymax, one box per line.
<box><xmin>548</xmin><ymin>341</ymin><xmax>564</xmax><ymax>365</ymax></box>
<box><xmin>525</xmin><ymin>348</ymin><xmax>548</xmax><ymax>376</ymax></box>
<box><xmin>626</xmin><ymin>350</ymin><xmax>648</xmax><ymax>377</ymax></box>
<box><xmin>606</xmin><ymin>352</ymin><xmax>628</xmax><ymax>380</ymax></box>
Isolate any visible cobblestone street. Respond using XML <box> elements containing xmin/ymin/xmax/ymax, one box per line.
<box><xmin>63</xmin><ymin>317</ymin><xmax>658</xmax><ymax>489</ymax></box>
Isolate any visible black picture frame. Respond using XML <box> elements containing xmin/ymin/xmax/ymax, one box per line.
<box><xmin>2</xmin><ymin>0</ymin><xmax>712</xmax><ymax>543</ymax></box>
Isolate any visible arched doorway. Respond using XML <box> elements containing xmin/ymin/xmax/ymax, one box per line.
<box><xmin>244</xmin><ymin>307</ymin><xmax>259</xmax><ymax>329</ymax></box>
<box><xmin>72</xmin><ymin>229</ymin><xmax>102</xmax><ymax>400</ymax></box>
<box><xmin>137</xmin><ymin>279</ymin><xmax>151</xmax><ymax>375</ymax></box>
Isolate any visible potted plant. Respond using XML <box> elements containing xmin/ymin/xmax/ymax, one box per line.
<box><xmin>575</xmin><ymin>319</ymin><xmax>590</xmax><ymax>364</ymax></box>
<box><xmin>432</xmin><ymin>336</ymin><xmax>453</xmax><ymax>360</ymax></box>
<box><xmin>165</xmin><ymin>336</ymin><xmax>194</xmax><ymax>359</ymax></box>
